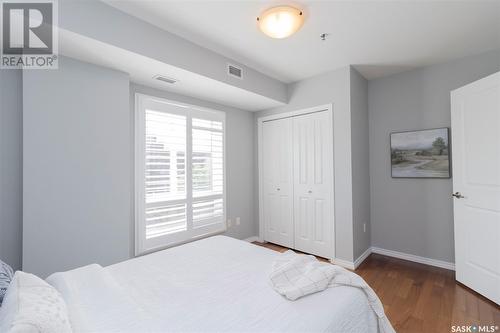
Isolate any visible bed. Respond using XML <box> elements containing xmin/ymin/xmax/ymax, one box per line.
<box><xmin>40</xmin><ymin>236</ymin><xmax>383</xmax><ymax>332</ymax></box>
<box><xmin>0</xmin><ymin>236</ymin><xmax>386</xmax><ymax>333</ymax></box>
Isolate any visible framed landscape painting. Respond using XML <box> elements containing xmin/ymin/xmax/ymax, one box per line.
<box><xmin>390</xmin><ymin>128</ymin><xmax>450</xmax><ymax>178</ymax></box>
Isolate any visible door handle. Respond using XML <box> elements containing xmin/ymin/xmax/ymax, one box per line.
<box><xmin>308</xmin><ymin>190</ymin><xmax>312</xmax><ymax>194</ymax></box>
<box><xmin>452</xmin><ymin>192</ymin><xmax>465</xmax><ymax>199</ymax></box>
<box><xmin>276</xmin><ymin>188</ymin><xmax>280</xmax><ymax>191</ymax></box>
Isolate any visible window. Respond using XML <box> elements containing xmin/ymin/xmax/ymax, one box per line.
<box><xmin>135</xmin><ymin>94</ymin><xmax>225</xmax><ymax>255</ymax></box>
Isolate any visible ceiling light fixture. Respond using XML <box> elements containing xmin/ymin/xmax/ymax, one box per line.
<box><xmin>257</xmin><ymin>6</ymin><xmax>304</xmax><ymax>39</ymax></box>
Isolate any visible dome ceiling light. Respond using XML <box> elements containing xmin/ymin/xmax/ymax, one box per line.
<box><xmin>257</xmin><ymin>6</ymin><xmax>304</xmax><ymax>39</ymax></box>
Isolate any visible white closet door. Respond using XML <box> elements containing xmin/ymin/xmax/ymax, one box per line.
<box><xmin>293</xmin><ymin>111</ymin><xmax>333</xmax><ymax>258</ymax></box>
<box><xmin>262</xmin><ymin>118</ymin><xmax>294</xmax><ymax>247</ymax></box>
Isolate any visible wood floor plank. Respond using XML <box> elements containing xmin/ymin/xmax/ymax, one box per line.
<box><xmin>254</xmin><ymin>242</ymin><xmax>500</xmax><ymax>333</ymax></box>
<box><xmin>396</xmin><ymin>277</ymin><xmax>413</xmax><ymax>299</ymax></box>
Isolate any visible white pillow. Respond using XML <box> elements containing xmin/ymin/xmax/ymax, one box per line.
<box><xmin>0</xmin><ymin>271</ymin><xmax>72</xmax><ymax>333</ymax></box>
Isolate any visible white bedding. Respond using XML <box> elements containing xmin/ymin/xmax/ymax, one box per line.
<box><xmin>47</xmin><ymin>236</ymin><xmax>381</xmax><ymax>333</ymax></box>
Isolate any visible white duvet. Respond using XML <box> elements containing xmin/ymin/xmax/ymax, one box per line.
<box><xmin>47</xmin><ymin>236</ymin><xmax>383</xmax><ymax>333</ymax></box>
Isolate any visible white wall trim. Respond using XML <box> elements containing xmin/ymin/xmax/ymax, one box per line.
<box><xmin>257</xmin><ymin>104</ymin><xmax>333</xmax><ymax>123</ymax></box>
<box><xmin>134</xmin><ymin>93</ymin><xmax>227</xmax><ymax>256</ymax></box>
<box><xmin>371</xmin><ymin>247</ymin><xmax>455</xmax><ymax>271</ymax></box>
<box><xmin>335</xmin><ymin>247</ymin><xmax>455</xmax><ymax>271</ymax></box>
<box><xmin>243</xmin><ymin>236</ymin><xmax>259</xmax><ymax>243</ymax></box>
<box><xmin>243</xmin><ymin>237</ymin><xmax>455</xmax><ymax>271</ymax></box>
<box><xmin>353</xmin><ymin>247</ymin><xmax>372</xmax><ymax>269</ymax></box>
<box><xmin>331</xmin><ymin>258</ymin><xmax>355</xmax><ymax>270</ymax></box>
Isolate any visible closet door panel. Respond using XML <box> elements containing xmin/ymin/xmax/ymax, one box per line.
<box><xmin>293</xmin><ymin>116</ymin><xmax>312</xmax><ymax>247</ymax></box>
<box><xmin>293</xmin><ymin>111</ymin><xmax>333</xmax><ymax>259</ymax></box>
<box><xmin>262</xmin><ymin>118</ymin><xmax>294</xmax><ymax>247</ymax></box>
<box><xmin>314</xmin><ymin>198</ymin><xmax>326</xmax><ymax>242</ymax></box>
<box><xmin>296</xmin><ymin>196</ymin><xmax>309</xmax><ymax>240</ymax></box>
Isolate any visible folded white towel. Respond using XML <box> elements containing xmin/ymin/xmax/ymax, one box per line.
<box><xmin>270</xmin><ymin>250</ymin><xmax>395</xmax><ymax>333</ymax></box>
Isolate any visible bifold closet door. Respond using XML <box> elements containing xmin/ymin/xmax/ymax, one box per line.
<box><xmin>262</xmin><ymin>118</ymin><xmax>294</xmax><ymax>248</ymax></box>
<box><xmin>293</xmin><ymin>111</ymin><xmax>333</xmax><ymax>259</ymax></box>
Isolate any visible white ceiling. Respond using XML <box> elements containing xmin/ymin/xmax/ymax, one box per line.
<box><xmin>105</xmin><ymin>0</ymin><xmax>500</xmax><ymax>83</ymax></box>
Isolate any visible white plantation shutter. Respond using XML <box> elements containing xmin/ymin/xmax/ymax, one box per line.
<box><xmin>192</xmin><ymin>198</ymin><xmax>224</xmax><ymax>228</ymax></box>
<box><xmin>144</xmin><ymin>111</ymin><xmax>187</xmax><ymax>239</ymax></box>
<box><xmin>136</xmin><ymin>95</ymin><xmax>226</xmax><ymax>255</ymax></box>
<box><xmin>192</xmin><ymin>118</ymin><xmax>224</xmax><ymax>228</ymax></box>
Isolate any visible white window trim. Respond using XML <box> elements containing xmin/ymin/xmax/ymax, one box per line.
<box><xmin>135</xmin><ymin>93</ymin><xmax>227</xmax><ymax>256</ymax></box>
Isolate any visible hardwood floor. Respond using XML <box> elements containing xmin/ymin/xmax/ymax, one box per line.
<box><xmin>253</xmin><ymin>242</ymin><xmax>500</xmax><ymax>333</ymax></box>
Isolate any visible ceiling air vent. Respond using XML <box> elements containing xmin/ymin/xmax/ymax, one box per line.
<box><xmin>227</xmin><ymin>64</ymin><xmax>243</xmax><ymax>79</ymax></box>
<box><xmin>153</xmin><ymin>75</ymin><xmax>178</xmax><ymax>84</ymax></box>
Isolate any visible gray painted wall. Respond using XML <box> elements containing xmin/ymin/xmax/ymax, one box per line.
<box><xmin>59</xmin><ymin>0</ymin><xmax>286</xmax><ymax>104</ymax></box>
<box><xmin>2</xmin><ymin>59</ymin><xmax>256</xmax><ymax>275</ymax></box>
<box><xmin>131</xmin><ymin>84</ymin><xmax>256</xmax><ymax>240</ymax></box>
<box><xmin>255</xmin><ymin>66</ymin><xmax>355</xmax><ymax>262</ymax></box>
<box><xmin>0</xmin><ymin>70</ymin><xmax>23</xmax><ymax>270</ymax></box>
<box><xmin>23</xmin><ymin>57</ymin><xmax>132</xmax><ymax>277</ymax></box>
<box><xmin>369</xmin><ymin>49</ymin><xmax>500</xmax><ymax>263</ymax></box>
<box><xmin>6</xmin><ymin>48</ymin><xmax>498</xmax><ymax>274</ymax></box>
<box><xmin>350</xmin><ymin>67</ymin><xmax>371</xmax><ymax>260</ymax></box>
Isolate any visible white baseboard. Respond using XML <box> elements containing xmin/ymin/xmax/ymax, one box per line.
<box><xmin>243</xmin><ymin>237</ymin><xmax>455</xmax><ymax>271</ymax></box>
<box><xmin>331</xmin><ymin>258</ymin><xmax>355</xmax><ymax>270</ymax></box>
<box><xmin>243</xmin><ymin>236</ymin><xmax>259</xmax><ymax>243</ymax></box>
<box><xmin>333</xmin><ymin>247</ymin><xmax>372</xmax><ymax>271</ymax></box>
<box><xmin>371</xmin><ymin>247</ymin><xmax>455</xmax><ymax>271</ymax></box>
<box><xmin>354</xmin><ymin>247</ymin><xmax>372</xmax><ymax>269</ymax></box>
<box><xmin>336</xmin><ymin>246</ymin><xmax>455</xmax><ymax>271</ymax></box>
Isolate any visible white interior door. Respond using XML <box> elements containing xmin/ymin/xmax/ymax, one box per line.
<box><xmin>262</xmin><ymin>118</ymin><xmax>294</xmax><ymax>248</ymax></box>
<box><xmin>292</xmin><ymin>111</ymin><xmax>334</xmax><ymax>259</ymax></box>
<box><xmin>451</xmin><ymin>71</ymin><xmax>500</xmax><ymax>305</ymax></box>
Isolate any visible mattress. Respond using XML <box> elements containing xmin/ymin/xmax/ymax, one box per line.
<box><xmin>47</xmin><ymin>236</ymin><xmax>379</xmax><ymax>332</ymax></box>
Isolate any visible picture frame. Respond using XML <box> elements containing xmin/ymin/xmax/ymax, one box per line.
<box><xmin>390</xmin><ymin>127</ymin><xmax>451</xmax><ymax>178</ymax></box>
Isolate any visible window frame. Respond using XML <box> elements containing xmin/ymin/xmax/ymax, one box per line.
<box><xmin>135</xmin><ymin>93</ymin><xmax>227</xmax><ymax>256</ymax></box>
